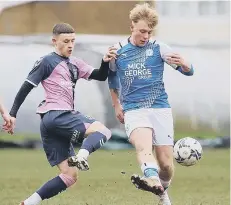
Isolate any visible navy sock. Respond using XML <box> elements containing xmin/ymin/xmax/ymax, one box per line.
<box><xmin>81</xmin><ymin>131</ymin><xmax>107</xmax><ymax>154</ymax></box>
<box><xmin>37</xmin><ymin>176</ymin><xmax>67</xmax><ymax>200</ymax></box>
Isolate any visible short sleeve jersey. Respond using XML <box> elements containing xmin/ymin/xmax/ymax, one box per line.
<box><xmin>26</xmin><ymin>52</ymin><xmax>94</xmax><ymax>113</ymax></box>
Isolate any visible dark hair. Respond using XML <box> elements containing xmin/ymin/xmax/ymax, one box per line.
<box><xmin>52</xmin><ymin>23</ymin><xmax>75</xmax><ymax>35</ymax></box>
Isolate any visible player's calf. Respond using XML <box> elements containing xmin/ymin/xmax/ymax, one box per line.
<box><xmin>21</xmin><ymin>164</ymin><xmax>77</xmax><ymax>205</ymax></box>
<box><xmin>128</xmin><ymin>128</ymin><xmax>164</xmax><ymax>195</ymax></box>
<box><xmin>22</xmin><ymin>174</ymin><xmax>77</xmax><ymax>205</ymax></box>
<box><xmin>155</xmin><ymin>146</ymin><xmax>174</xmax><ymax>189</ymax></box>
<box><xmin>159</xmin><ymin>163</ymin><xmax>174</xmax><ymax>186</ymax></box>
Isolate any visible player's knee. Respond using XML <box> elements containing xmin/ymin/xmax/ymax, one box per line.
<box><xmin>60</xmin><ymin>167</ymin><xmax>78</xmax><ymax>184</ymax></box>
<box><xmin>59</xmin><ymin>172</ymin><xmax>77</xmax><ymax>188</ymax></box>
<box><xmin>86</xmin><ymin>122</ymin><xmax>111</xmax><ymax>140</ymax></box>
<box><xmin>99</xmin><ymin>126</ymin><xmax>111</xmax><ymax>140</ymax></box>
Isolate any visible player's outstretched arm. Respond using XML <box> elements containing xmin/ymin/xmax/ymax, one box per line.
<box><xmin>3</xmin><ymin>56</ymin><xmax>50</xmax><ymax>134</ymax></box>
<box><xmin>88</xmin><ymin>47</ymin><xmax>117</xmax><ymax>81</ymax></box>
<box><xmin>2</xmin><ymin>81</ymin><xmax>34</xmax><ymax>134</ymax></box>
<box><xmin>9</xmin><ymin>81</ymin><xmax>34</xmax><ymax>118</ymax></box>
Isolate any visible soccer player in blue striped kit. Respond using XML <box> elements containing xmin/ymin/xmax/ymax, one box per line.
<box><xmin>107</xmin><ymin>3</ymin><xmax>194</xmax><ymax>205</ymax></box>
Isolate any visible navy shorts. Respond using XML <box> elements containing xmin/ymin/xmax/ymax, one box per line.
<box><xmin>40</xmin><ymin>110</ymin><xmax>96</xmax><ymax>166</ymax></box>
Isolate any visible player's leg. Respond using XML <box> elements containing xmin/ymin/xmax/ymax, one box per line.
<box><xmin>20</xmin><ymin>111</ymin><xmax>78</xmax><ymax>205</ymax></box>
<box><xmin>155</xmin><ymin>146</ymin><xmax>174</xmax><ymax>190</ymax></box>
<box><xmin>21</xmin><ymin>161</ymin><xmax>77</xmax><ymax>205</ymax></box>
<box><xmin>152</xmin><ymin>108</ymin><xmax>174</xmax><ymax>205</ymax></box>
<box><xmin>124</xmin><ymin>109</ymin><xmax>164</xmax><ymax>195</ymax></box>
<box><xmin>154</xmin><ymin>146</ymin><xmax>173</xmax><ymax>205</ymax></box>
<box><xmin>67</xmin><ymin>112</ymin><xmax>111</xmax><ymax>170</ymax></box>
<box><xmin>79</xmin><ymin>121</ymin><xmax>111</xmax><ymax>156</ymax></box>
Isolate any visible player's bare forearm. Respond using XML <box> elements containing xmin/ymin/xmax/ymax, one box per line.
<box><xmin>109</xmin><ymin>88</ymin><xmax>121</xmax><ymax>107</ymax></box>
<box><xmin>0</xmin><ymin>99</ymin><xmax>8</xmax><ymax>115</ymax></box>
<box><xmin>110</xmin><ymin>88</ymin><xmax>124</xmax><ymax>124</ymax></box>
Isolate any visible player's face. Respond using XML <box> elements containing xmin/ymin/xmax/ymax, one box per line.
<box><xmin>130</xmin><ymin>20</ymin><xmax>153</xmax><ymax>47</ymax></box>
<box><xmin>52</xmin><ymin>33</ymin><xmax>76</xmax><ymax>57</ymax></box>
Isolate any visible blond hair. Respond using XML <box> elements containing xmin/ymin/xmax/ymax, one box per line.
<box><xmin>129</xmin><ymin>3</ymin><xmax>158</xmax><ymax>29</ymax></box>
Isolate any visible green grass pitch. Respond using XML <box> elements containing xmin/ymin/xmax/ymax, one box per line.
<box><xmin>0</xmin><ymin>149</ymin><xmax>229</xmax><ymax>205</ymax></box>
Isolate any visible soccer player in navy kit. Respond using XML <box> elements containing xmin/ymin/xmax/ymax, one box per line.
<box><xmin>108</xmin><ymin>3</ymin><xmax>194</xmax><ymax>205</ymax></box>
<box><xmin>3</xmin><ymin>23</ymin><xmax>117</xmax><ymax>205</ymax></box>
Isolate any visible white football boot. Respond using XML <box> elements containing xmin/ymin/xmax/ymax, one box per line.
<box><xmin>68</xmin><ymin>155</ymin><xmax>89</xmax><ymax>171</ymax></box>
<box><xmin>131</xmin><ymin>174</ymin><xmax>164</xmax><ymax>195</ymax></box>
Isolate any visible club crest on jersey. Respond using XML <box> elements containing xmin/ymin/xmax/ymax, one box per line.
<box><xmin>146</xmin><ymin>49</ymin><xmax>153</xmax><ymax>57</ymax></box>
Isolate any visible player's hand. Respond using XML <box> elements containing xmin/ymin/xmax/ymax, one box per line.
<box><xmin>164</xmin><ymin>53</ymin><xmax>191</xmax><ymax>72</ymax></box>
<box><xmin>114</xmin><ymin>104</ymin><xmax>124</xmax><ymax>124</ymax></box>
<box><xmin>103</xmin><ymin>47</ymin><xmax>118</xmax><ymax>62</ymax></box>
<box><xmin>164</xmin><ymin>53</ymin><xmax>185</xmax><ymax>66</ymax></box>
<box><xmin>2</xmin><ymin>116</ymin><xmax>16</xmax><ymax>135</ymax></box>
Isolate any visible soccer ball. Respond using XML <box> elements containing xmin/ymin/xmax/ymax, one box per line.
<box><xmin>173</xmin><ymin>137</ymin><xmax>203</xmax><ymax>166</ymax></box>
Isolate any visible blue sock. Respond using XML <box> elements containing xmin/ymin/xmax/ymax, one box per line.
<box><xmin>81</xmin><ymin>131</ymin><xmax>108</xmax><ymax>154</ymax></box>
<box><xmin>144</xmin><ymin>168</ymin><xmax>159</xmax><ymax>178</ymax></box>
<box><xmin>141</xmin><ymin>163</ymin><xmax>159</xmax><ymax>178</ymax></box>
<box><xmin>37</xmin><ymin>176</ymin><xmax>67</xmax><ymax>200</ymax></box>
